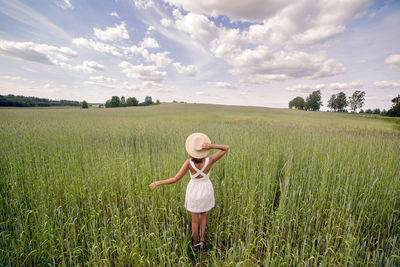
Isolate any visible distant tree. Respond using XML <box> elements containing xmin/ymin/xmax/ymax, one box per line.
<box><xmin>335</xmin><ymin>92</ymin><xmax>348</xmax><ymax>112</ymax></box>
<box><xmin>359</xmin><ymin>109</ymin><xmax>364</xmax><ymax>114</ymax></box>
<box><xmin>81</xmin><ymin>100</ymin><xmax>89</xmax><ymax>109</ymax></box>
<box><xmin>365</xmin><ymin>109</ymin><xmax>373</xmax><ymax>114</ymax></box>
<box><xmin>387</xmin><ymin>94</ymin><xmax>400</xmax><ymax>117</ymax></box>
<box><xmin>289</xmin><ymin>96</ymin><xmax>305</xmax><ymax>110</ymax></box>
<box><xmin>121</xmin><ymin>96</ymin><xmax>126</xmax><ymax>106</ymax></box>
<box><xmin>156</xmin><ymin>99</ymin><xmax>160</xmax><ymax>104</ymax></box>
<box><xmin>327</xmin><ymin>94</ymin><xmax>337</xmax><ymax>111</ymax></box>
<box><xmin>145</xmin><ymin>96</ymin><xmax>153</xmax><ymax>105</ymax></box>
<box><xmin>348</xmin><ymin>91</ymin><xmax>365</xmax><ymax>113</ymax></box>
<box><xmin>110</xmin><ymin>96</ymin><xmax>121</xmax><ymax>107</ymax></box>
<box><xmin>126</xmin><ymin>97</ymin><xmax>139</xmax><ymax>106</ymax></box>
<box><xmin>305</xmin><ymin>90</ymin><xmax>322</xmax><ymax>111</ymax></box>
<box><xmin>105</xmin><ymin>100</ymin><xmax>111</xmax><ymax>108</ymax></box>
<box><xmin>373</xmin><ymin>108</ymin><xmax>381</xmax><ymax>114</ymax></box>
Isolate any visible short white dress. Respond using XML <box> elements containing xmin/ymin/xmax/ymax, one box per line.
<box><xmin>185</xmin><ymin>157</ymin><xmax>215</xmax><ymax>213</ymax></box>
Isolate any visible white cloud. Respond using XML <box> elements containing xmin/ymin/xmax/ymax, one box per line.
<box><xmin>141</xmin><ymin>37</ymin><xmax>159</xmax><ymax>48</ymax></box>
<box><xmin>142</xmin><ymin>81</ymin><xmax>173</xmax><ymax>92</ymax></box>
<box><xmin>124</xmin><ymin>45</ymin><xmax>172</xmax><ymax>67</ymax></box>
<box><xmin>72</xmin><ymin>38</ymin><xmax>122</xmax><ymax>56</ymax></box>
<box><xmin>83</xmin><ymin>76</ymin><xmax>139</xmax><ymax>91</ymax></box>
<box><xmin>384</xmin><ymin>54</ymin><xmax>400</xmax><ymax>71</ymax></box>
<box><xmin>109</xmin><ymin>12</ymin><xmax>120</xmax><ymax>18</ymax></box>
<box><xmin>0</xmin><ymin>75</ymin><xmax>31</xmax><ymax>81</ymax></box>
<box><xmin>0</xmin><ymin>40</ymin><xmax>77</xmax><ymax>65</ymax></box>
<box><xmin>285</xmin><ymin>83</ymin><xmax>325</xmax><ymax>93</ymax></box>
<box><xmin>329</xmin><ymin>80</ymin><xmax>363</xmax><ymax>90</ymax></box>
<box><xmin>220</xmin><ymin>46</ymin><xmax>345</xmax><ymax>83</ymax></box>
<box><xmin>93</xmin><ymin>22</ymin><xmax>129</xmax><ymax>42</ymax></box>
<box><xmin>164</xmin><ymin>0</ymin><xmax>289</xmax><ymax>22</ymax></box>
<box><xmin>72</xmin><ymin>61</ymin><xmax>104</xmax><ymax>73</ymax></box>
<box><xmin>373</xmin><ymin>80</ymin><xmax>400</xmax><ymax>88</ymax></box>
<box><xmin>208</xmin><ymin>81</ymin><xmax>235</xmax><ymax>89</ymax></box>
<box><xmin>134</xmin><ymin>0</ymin><xmax>154</xmax><ymax>9</ymax></box>
<box><xmin>175</xmin><ymin>12</ymin><xmax>219</xmax><ymax>41</ymax></box>
<box><xmin>119</xmin><ymin>61</ymin><xmax>166</xmax><ymax>82</ymax></box>
<box><xmin>161</xmin><ymin>18</ymin><xmax>172</xmax><ymax>27</ymax></box>
<box><xmin>173</xmin><ymin>62</ymin><xmax>198</xmax><ymax>76</ymax></box>
<box><xmin>56</xmin><ymin>0</ymin><xmax>73</xmax><ymax>10</ymax></box>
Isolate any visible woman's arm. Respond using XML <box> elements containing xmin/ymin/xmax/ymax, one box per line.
<box><xmin>149</xmin><ymin>160</ymin><xmax>189</xmax><ymax>189</ymax></box>
<box><xmin>202</xmin><ymin>143</ymin><xmax>229</xmax><ymax>164</ymax></box>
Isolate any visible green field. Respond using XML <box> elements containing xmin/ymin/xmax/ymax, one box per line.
<box><xmin>1</xmin><ymin>104</ymin><xmax>399</xmax><ymax>265</ymax></box>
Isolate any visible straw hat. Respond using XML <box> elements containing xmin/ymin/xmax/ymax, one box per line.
<box><xmin>185</xmin><ymin>133</ymin><xmax>211</xmax><ymax>159</ymax></box>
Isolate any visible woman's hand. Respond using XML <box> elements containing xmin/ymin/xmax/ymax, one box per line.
<box><xmin>149</xmin><ymin>182</ymin><xmax>158</xmax><ymax>189</ymax></box>
<box><xmin>201</xmin><ymin>142</ymin><xmax>212</xmax><ymax>150</ymax></box>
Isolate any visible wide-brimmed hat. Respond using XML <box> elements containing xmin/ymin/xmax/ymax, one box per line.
<box><xmin>185</xmin><ymin>133</ymin><xmax>211</xmax><ymax>159</ymax></box>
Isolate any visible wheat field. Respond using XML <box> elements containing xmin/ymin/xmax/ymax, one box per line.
<box><xmin>1</xmin><ymin>104</ymin><xmax>399</xmax><ymax>266</ymax></box>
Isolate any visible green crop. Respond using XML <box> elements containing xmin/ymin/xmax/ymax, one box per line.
<box><xmin>1</xmin><ymin>104</ymin><xmax>399</xmax><ymax>265</ymax></box>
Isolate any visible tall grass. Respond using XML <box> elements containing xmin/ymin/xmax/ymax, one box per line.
<box><xmin>0</xmin><ymin>104</ymin><xmax>399</xmax><ymax>265</ymax></box>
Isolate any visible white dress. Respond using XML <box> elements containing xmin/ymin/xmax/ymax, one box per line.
<box><xmin>185</xmin><ymin>157</ymin><xmax>215</xmax><ymax>213</ymax></box>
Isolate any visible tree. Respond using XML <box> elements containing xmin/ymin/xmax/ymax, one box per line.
<box><xmin>105</xmin><ymin>100</ymin><xmax>111</xmax><ymax>108</ymax></box>
<box><xmin>156</xmin><ymin>99</ymin><xmax>160</xmax><ymax>104</ymax></box>
<box><xmin>335</xmin><ymin>92</ymin><xmax>347</xmax><ymax>112</ymax></box>
<box><xmin>126</xmin><ymin>97</ymin><xmax>139</xmax><ymax>106</ymax></box>
<box><xmin>110</xmin><ymin>96</ymin><xmax>121</xmax><ymax>107</ymax></box>
<box><xmin>373</xmin><ymin>108</ymin><xmax>381</xmax><ymax>114</ymax></box>
<box><xmin>288</xmin><ymin>96</ymin><xmax>305</xmax><ymax>110</ymax></box>
<box><xmin>81</xmin><ymin>100</ymin><xmax>89</xmax><ymax>109</ymax></box>
<box><xmin>365</xmin><ymin>109</ymin><xmax>373</xmax><ymax>114</ymax></box>
<box><xmin>305</xmin><ymin>90</ymin><xmax>322</xmax><ymax>111</ymax></box>
<box><xmin>144</xmin><ymin>96</ymin><xmax>153</xmax><ymax>105</ymax></box>
<box><xmin>348</xmin><ymin>91</ymin><xmax>365</xmax><ymax>113</ymax></box>
<box><xmin>121</xmin><ymin>96</ymin><xmax>126</xmax><ymax>106</ymax></box>
<box><xmin>327</xmin><ymin>94</ymin><xmax>337</xmax><ymax>111</ymax></box>
<box><xmin>387</xmin><ymin>94</ymin><xmax>400</xmax><ymax>117</ymax></box>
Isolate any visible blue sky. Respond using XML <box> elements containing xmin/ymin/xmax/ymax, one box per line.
<box><xmin>0</xmin><ymin>0</ymin><xmax>399</xmax><ymax>110</ymax></box>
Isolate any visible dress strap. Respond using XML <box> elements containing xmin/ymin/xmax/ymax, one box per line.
<box><xmin>190</xmin><ymin>157</ymin><xmax>209</xmax><ymax>178</ymax></box>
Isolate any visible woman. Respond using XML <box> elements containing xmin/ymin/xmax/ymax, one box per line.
<box><xmin>149</xmin><ymin>133</ymin><xmax>229</xmax><ymax>252</ymax></box>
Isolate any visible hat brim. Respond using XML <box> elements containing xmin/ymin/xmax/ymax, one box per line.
<box><xmin>185</xmin><ymin>133</ymin><xmax>211</xmax><ymax>159</ymax></box>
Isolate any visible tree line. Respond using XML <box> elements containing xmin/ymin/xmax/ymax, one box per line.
<box><xmin>0</xmin><ymin>94</ymin><xmax>80</xmax><ymax>107</ymax></box>
<box><xmin>289</xmin><ymin>91</ymin><xmax>400</xmax><ymax>117</ymax></box>
<box><xmin>104</xmin><ymin>96</ymin><xmax>160</xmax><ymax>108</ymax></box>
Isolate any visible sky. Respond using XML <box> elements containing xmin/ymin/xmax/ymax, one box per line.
<box><xmin>0</xmin><ymin>0</ymin><xmax>399</xmax><ymax>110</ymax></box>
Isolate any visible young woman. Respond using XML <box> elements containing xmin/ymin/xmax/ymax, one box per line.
<box><xmin>149</xmin><ymin>133</ymin><xmax>229</xmax><ymax>252</ymax></box>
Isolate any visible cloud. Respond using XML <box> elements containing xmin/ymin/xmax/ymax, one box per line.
<box><xmin>384</xmin><ymin>54</ymin><xmax>400</xmax><ymax>71</ymax></box>
<box><xmin>119</xmin><ymin>61</ymin><xmax>166</xmax><ymax>82</ymax></box>
<box><xmin>164</xmin><ymin>0</ymin><xmax>289</xmax><ymax>22</ymax></box>
<box><xmin>72</xmin><ymin>38</ymin><xmax>122</xmax><ymax>56</ymax></box>
<box><xmin>140</xmin><ymin>37</ymin><xmax>159</xmax><ymax>48</ymax></box>
<box><xmin>175</xmin><ymin>12</ymin><xmax>219</xmax><ymax>41</ymax></box>
<box><xmin>56</xmin><ymin>0</ymin><xmax>73</xmax><ymax>10</ymax></box>
<box><xmin>329</xmin><ymin>80</ymin><xmax>363</xmax><ymax>90</ymax></box>
<box><xmin>161</xmin><ymin>18</ymin><xmax>172</xmax><ymax>27</ymax></box>
<box><xmin>220</xmin><ymin>46</ymin><xmax>345</xmax><ymax>83</ymax></box>
<box><xmin>0</xmin><ymin>40</ymin><xmax>77</xmax><ymax>65</ymax></box>
<box><xmin>285</xmin><ymin>83</ymin><xmax>325</xmax><ymax>93</ymax></box>
<box><xmin>0</xmin><ymin>75</ymin><xmax>31</xmax><ymax>81</ymax></box>
<box><xmin>93</xmin><ymin>22</ymin><xmax>129</xmax><ymax>42</ymax></box>
<box><xmin>173</xmin><ymin>62</ymin><xmax>198</xmax><ymax>76</ymax></box>
<box><xmin>0</xmin><ymin>0</ymin><xmax>71</xmax><ymax>40</ymax></box>
<box><xmin>165</xmin><ymin>0</ymin><xmax>370</xmax><ymax>48</ymax></box>
<box><xmin>83</xmin><ymin>76</ymin><xmax>139</xmax><ymax>91</ymax></box>
<box><xmin>208</xmin><ymin>81</ymin><xmax>235</xmax><ymax>89</ymax></box>
<box><xmin>109</xmin><ymin>12</ymin><xmax>120</xmax><ymax>18</ymax></box>
<box><xmin>134</xmin><ymin>0</ymin><xmax>154</xmax><ymax>9</ymax></box>
<box><xmin>72</xmin><ymin>61</ymin><xmax>104</xmax><ymax>73</ymax></box>
<box><xmin>373</xmin><ymin>80</ymin><xmax>400</xmax><ymax>88</ymax></box>
<box><xmin>142</xmin><ymin>81</ymin><xmax>173</xmax><ymax>92</ymax></box>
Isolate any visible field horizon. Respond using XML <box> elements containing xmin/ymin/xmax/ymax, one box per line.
<box><xmin>1</xmin><ymin>103</ymin><xmax>399</xmax><ymax>265</ymax></box>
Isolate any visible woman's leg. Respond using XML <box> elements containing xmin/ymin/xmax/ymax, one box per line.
<box><xmin>190</xmin><ymin>212</ymin><xmax>200</xmax><ymax>245</ymax></box>
<box><xmin>199</xmin><ymin>212</ymin><xmax>207</xmax><ymax>242</ymax></box>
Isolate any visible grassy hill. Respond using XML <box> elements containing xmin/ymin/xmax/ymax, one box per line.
<box><xmin>1</xmin><ymin>103</ymin><xmax>399</xmax><ymax>265</ymax></box>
